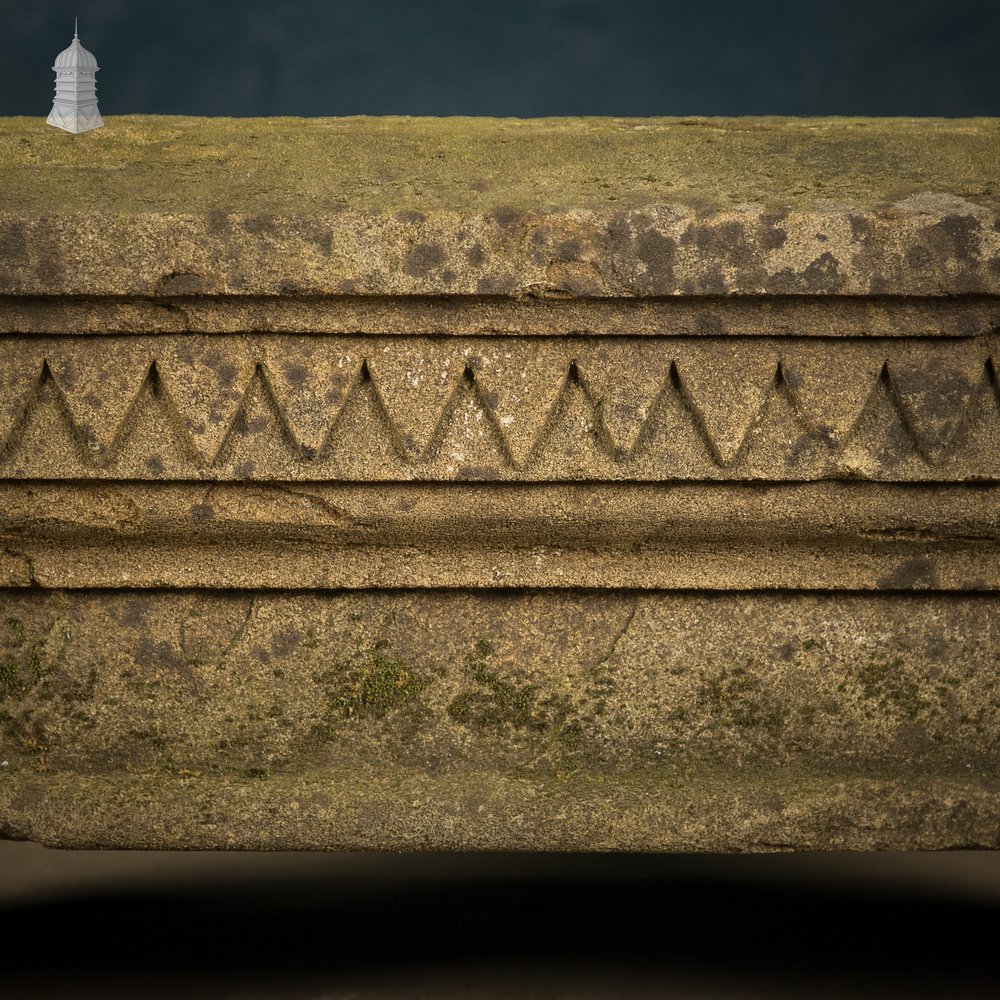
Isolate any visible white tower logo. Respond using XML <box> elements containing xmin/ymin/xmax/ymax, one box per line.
<box><xmin>47</xmin><ymin>18</ymin><xmax>104</xmax><ymax>134</ymax></box>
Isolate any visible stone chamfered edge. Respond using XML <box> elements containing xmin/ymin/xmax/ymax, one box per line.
<box><xmin>1</xmin><ymin>116</ymin><xmax>999</xmax><ymax>852</ymax></box>
<box><xmin>2</xmin><ymin>483</ymin><xmax>999</xmax><ymax>591</ymax></box>
<box><xmin>0</xmin><ymin>116</ymin><xmax>999</xmax><ymax>297</ymax></box>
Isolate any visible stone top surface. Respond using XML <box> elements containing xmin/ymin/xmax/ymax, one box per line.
<box><xmin>1</xmin><ymin>115</ymin><xmax>999</xmax><ymax>296</ymax></box>
<box><xmin>3</xmin><ymin>115</ymin><xmax>999</xmax><ymax>215</ymax></box>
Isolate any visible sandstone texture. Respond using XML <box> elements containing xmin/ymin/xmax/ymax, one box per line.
<box><xmin>1</xmin><ymin>116</ymin><xmax>1000</xmax><ymax>298</ymax></box>
<box><xmin>0</xmin><ymin>117</ymin><xmax>998</xmax><ymax>850</ymax></box>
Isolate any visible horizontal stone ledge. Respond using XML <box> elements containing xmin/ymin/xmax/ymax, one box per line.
<box><xmin>3</xmin><ymin>769</ymin><xmax>997</xmax><ymax>852</ymax></box>
<box><xmin>0</xmin><ymin>588</ymin><xmax>996</xmax><ymax>850</ymax></box>
<box><xmin>1</xmin><ymin>483</ymin><xmax>997</xmax><ymax>590</ymax></box>
<box><xmin>3</xmin><ymin>540</ymin><xmax>995</xmax><ymax>591</ymax></box>
<box><xmin>2</xmin><ymin>117</ymin><xmax>999</xmax><ymax>297</ymax></box>
<box><xmin>3</xmin><ymin>294</ymin><xmax>999</xmax><ymax>338</ymax></box>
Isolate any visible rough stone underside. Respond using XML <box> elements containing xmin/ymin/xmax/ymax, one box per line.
<box><xmin>0</xmin><ymin>117</ymin><xmax>998</xmax><ymax>850</ymax></box>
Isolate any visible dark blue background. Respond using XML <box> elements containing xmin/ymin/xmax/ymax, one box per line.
<box><xmin>5</xmin><ymin>0</ymin><xmax>1000</xmax><ymax>116</ymax></box>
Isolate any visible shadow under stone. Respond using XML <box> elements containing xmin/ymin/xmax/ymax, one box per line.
<box><xmin>1</xmin><ymin>851</ymin><xmax>998</xmax><ymax>998</ymax></box>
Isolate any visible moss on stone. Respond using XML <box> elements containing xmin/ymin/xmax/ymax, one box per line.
<box><xmin>447</xmin><ymin>640</ymin><xmax>571</xmax><ymax>734</ymax></box>
<box><xmin>310</xmin><ymin>648</ymin><xmax>429</xmax><ymax>741</ymax></box>
<box><xmin>0</xmin><ymin>639</ymin><xmax>48</xmax><ymax>701</ymax></box>
<box><xmin>850</xmin><ymin>658</ymin><xmax>926</xmax><ymax>720</ymax></box>
<box><xmin>1</xmin><ymin>115</ymin><xmax>998</xmax><ymax>216</ymax></box>
<box><xmin>1</xmin><ymin>617</ymin><xmax>25</xmax><ymax>649</ymax></box>
<box><xmin>695</xmin><ymin>662</ymin><xmax>788</xmax><ymax>737</ymax></box>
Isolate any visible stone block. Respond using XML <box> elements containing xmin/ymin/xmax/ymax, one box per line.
<box><xmin>0</xmin><ymin>117</ymin><xmax>998</xmax><ymax>849</ymax></box>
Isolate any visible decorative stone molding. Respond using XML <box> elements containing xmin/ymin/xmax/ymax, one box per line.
<box><xmin>0</xmin><ymin>117</ymin><xmax>998</xmax><ymax>850</ymax></box>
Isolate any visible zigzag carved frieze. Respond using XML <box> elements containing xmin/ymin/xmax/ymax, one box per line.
<box><xmin>0</xmin><ymin>334</ymin><xmax>997</xmax><ymax>481</ymax></box>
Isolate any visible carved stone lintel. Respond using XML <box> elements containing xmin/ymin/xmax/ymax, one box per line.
<box><xmin>1</xmin><ymin>118</ymin><xmax>998</xmax><ymax>850</ymax></box>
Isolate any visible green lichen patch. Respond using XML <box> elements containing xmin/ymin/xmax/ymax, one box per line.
<box><xmin>845</xmin><ymin>657</ymin><xmax>927</xmax><ymax>721</ymax></box>
<box><xmin>309</xmin><ymin>648</ymin><xmax>431</xmax><ymax>742</ymax></box>
<box><xmin>1</xmin><ymin>617</ymin><xmax>25</xmax><ymax>649</ymax></box>
<box><xmin>447</xmin><ymin>639</ymin><xmax>572</xmax><ymax>734</ymax></box>
<box><xmin>695</xmin><ymin>661</ymin><xmax>788</xmax><ymax>737</ymax></box>
<box><xmin>0</xmin><ymin>638</ymin><xmax>48</xmax><ymax>701</ymax></box>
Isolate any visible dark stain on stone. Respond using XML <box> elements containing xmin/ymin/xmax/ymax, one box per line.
<box><xmin>780</xmin><ymin>365</ymin><xmax>801</xmax><ymax>391</ymax></box>
<box><xmin>215</xmin><ymin>361</ymin><xmax>238</xmax><ymax>390</ymax></box>
<box><xmin>530</xmin><ymin>227</ymin><xmax>550</xmax><ymax>251</ymax></box>
<box><xmin>469</xmin><ymin>180</ymin><xmax>489</xmax><ymax>192</ymax></box>
<box><xmin>145</xmin><ymin>456</ymin><xmax>165</xmax><ymax>476</ymax></box>
<box><xmin>554</xmin><ymin>238</ymin><xmax>583</xmax><ymax>262</ymax></box>
<box><xmin>877</xmin><ymin>557</ymin><xmax>940</xmax><ymax>590</ymax></box>
<box><xmin>635</xmin><ymin>229</ymin><xmax>677</xmax><ymax>291</ymax></box>
<box><xmin>850</xmin><ymin>214</ymin><xmax>875</xmax><ymax>243</ymax></box>
<box><xmin>694</xmin><ymin>313</ymin><xmax>724</xmax><ymax>335</ymax></box>
<box><xmin>912</xmin><ymin>370</ymin><xmax>973</xmax><ymax>424</ymax></box>
<box><xmin>55</xmin><ymin>363</ymin><xmax>77</xmax><ymax>390</ymax></box>
<box><xmin>873</xmin><ymin>414</ymin><xmax>913</xmax><ymax>469</ymax></box>
<box><xmin>926</xmin><ymin>214</ymin><xmax>982</xmax><ymax>260</ymax></box>
<box><xmin>235</xmin><ymin>461</ymin><xmax>255</xmax><ymax>479</ymax></box>
<box><xmin>906</xmin><ymin>245</ymin><xmax>933</xmax><ymax>271</ymax></box>
<box><xmin>206</xmin><ymin>210</ymin><xmax>231</xmax><ymax>237</ymax></box>
<box><xmin>0</xmin><ymin>222</ymin><xmax>27</xmax><ymax>273</ymax></box>
<box><xmin>230</xmin><ymin>410</ymin><xmax>249</xmax><ymax>436</ymax></box>
<box><xmin>404</xmin><ymin>243</ymin><xmax>446</xmax><ymax>277</ymax></box>
<box><xmin>604</xmin><ymin>213</ymin><xmax>633</xmax><ymax>250</ymax></box>
<box><xmin>455</xmin><ymin>465</ymin><xmax>501</xmax><ymax>481</ymax></box>
<box><xmin>191</xmin><ymin>503</ymin><xmax>215</xmax><ymax>522</ymax></box>
<box><xmin>120</xmin><ymin>600</ymin><xmax>148</xmax><ymax>628</ymax></box>
<box><xmin>801</xmin><ymin>252</ymin><xmax>846</xmax><ymax>292</ymax></box>
<box><xmin>477</xmin><ymin>274</ymin><xmax>517</xmax><ymax>294</ymax></box>
<box><xmin>466</xmin><ymin>243</ymin><xmax>485</xmax><ymax>268</ymax></box>
<box><xmin>243</xmin><ymin>216</ymin><xmax>278</xmax><ymax>237</ymax></box>
<box><xmin>760</xmin><ymin>212</ymin><xmax>788</xmax><ymax>250</ymax></box>
<box><xmin>696</xmin><ymin>267</ymin><xmax>727</xmax><ymax>294</ymax></box>
<box><xmin>156</xmin><ymin>272</ymin><xmax>212</xmax><ymax>295</ymax></box>
<box><xmin>488</xmin><ymin>206</ymin><xmax>529</xmax><ymax>230</ymax></box>
<box><xmin>282</xmin><ymin>362</ymin><xmax>308</xmax><ymax>388</ymax></box>
<box><xmin>396</xmin><ymin>210</ymin><xmax>425</xmax><ymax>225</ymax></box>
<box><xmin>686</xmin><ymin>221</ymin><xmax>752</xmax><ymax>265</ymax></box>
<box><xmin>41</xmin><ymin>248</ymin><xmax>66</xmax><ymax>286</ymax></box>
<box><xmin>271</xmin><ymin>629</ymin><xmax>302</xmax><ymax>657</ymax></box>
<box><xmin>785</xmin><ymin>431</ymin><xmax>818</xmax><ymax>466</ymax></box>
<box><xmin>442</xmin><ymin>268</ymin><xmax>457</xmax><ymax>285</ymax></box>
<box><xmin>136</xmin><ymin>637</ymin><xmax>186</xmax><ymax>671</ymax></box>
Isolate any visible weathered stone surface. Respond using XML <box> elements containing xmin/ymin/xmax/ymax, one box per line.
<box><xmin>0</xmin><ymin>333</ymin><xmax>997</xmax><ymax>481</ymax></box>
<box><xmin>1</xmin><ymin>117</ymin><xmax>999</xmax><ymax>297</ymax></box>
<box><xmin>1</xmin><ymin>483</ymin><xmax>997</xmax><ymax>591</ymax></box>
<box><xmin>1</xmin><ymin>590</ymin><xmax>997</xmax><ymax>850</ymax></box>
<box><xmin>0</xmin><ymin>116</ymin><xmax>998</xmax><ymax>850</ymax></box>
